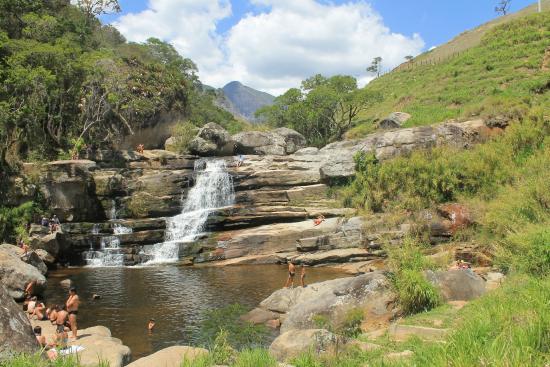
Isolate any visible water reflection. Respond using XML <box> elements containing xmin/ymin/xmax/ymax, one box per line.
<box><xmin>44</xmin><ymin>264</ymin><xmax>348</xmax><ymax>360</ymax></box>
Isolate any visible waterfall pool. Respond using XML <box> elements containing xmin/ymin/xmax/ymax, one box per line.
<box><xmin>43</xmin><ymin>264</ymin><xmax>349</xmax><ymax>361</ymax></box>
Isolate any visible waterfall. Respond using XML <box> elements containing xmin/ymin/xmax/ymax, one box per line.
<box><xmin>147</xmin><ymin>159</ymin><xmax>234</xmax><ymax>264</ymax></box>
<box><xmin>84</xmin><ymin>205</ymin><xmax>133</xmax><ymax>267</ymax></box>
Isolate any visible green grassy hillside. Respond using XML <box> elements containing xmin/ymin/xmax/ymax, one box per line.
<box><xmin>348</xmin><ymin>11</ymin><xmax>550</xmax><ymax>137</ymax></box>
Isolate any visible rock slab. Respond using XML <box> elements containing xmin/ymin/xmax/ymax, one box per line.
<box><xmin>269</xmin><ymin>329</ymin><xmax>337</xmax><ymax>362</ymax></box>
<box><xmin>127</xmin><ymin>346</ymin><xmax>208</xmax><ymax>367</ymax></box>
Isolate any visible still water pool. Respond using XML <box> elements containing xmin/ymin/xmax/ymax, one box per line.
<box><xmin>44</xmin><ymin>264</ymin><xmax>348</xmax><ymax>360</ymax></box>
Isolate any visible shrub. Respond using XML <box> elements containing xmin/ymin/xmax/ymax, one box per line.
<box><xmin>496</xmin><ymin>226</ymin><xmax>550</xmax><ymax>277</ymax></box>
<box><xmin>200</xmin><ymin>304</ymin><xmax>269</xmax><ymax>351</ymax></box>
<box><xmin>169</xmin><ymin>121</ymin><xmax>198</xmax><ymax>154</ymax></box>
<box><xmin>338</xmin><ymin>308</ymin><xmax>364</xmax><ymax>338</ymax></box>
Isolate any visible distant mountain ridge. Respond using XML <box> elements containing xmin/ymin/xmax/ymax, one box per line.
<box><xmin>214</xmin><ymin>81</ymin><xmax>275</xmax><ymax>123</ymax></box>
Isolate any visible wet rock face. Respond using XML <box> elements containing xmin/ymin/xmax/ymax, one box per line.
<box><xmin>0</xmin><ymin>285</ymin><xmax>39</xmax><ymax>360</ymax></box>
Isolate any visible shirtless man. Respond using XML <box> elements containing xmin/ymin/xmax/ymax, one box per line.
<box><xmin>66</xmin><ymin>287</ymin><xmax>80</xmax><ymax>339</ymax></box>
<box><xmin>284</xmin><ymin>261</ymin><xmax>296</xmax><ymax>288</ymax></box>
<box><xmin>48</xmin><ymin>304</ymin><xmax>58</xmax><ymax>324</ymax></box>
<box><xmin>32</xmin><ymin>300</ymin><xmax>46</xmax><ymax>320</ymax></box>
<box><xmin>55</xmin><ymin>304</ymin><xmax>69</xmax><ymax>337</ymax></box>
<box><xmin>27</xmin><ymin>296</ymin><xmax>38</xmax><ymax>316</ymax></box>
<box><xmin>300</xmin><ymin>265</ymin><xmax>307</xmax><ymax>288</ymax></box>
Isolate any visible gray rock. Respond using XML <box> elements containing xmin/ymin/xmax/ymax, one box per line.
<box><xmin>259</xmin><ymin>272</ymin><xmax>395</xmax><ymax>334</ymax></box>
<box><xmin>241</xmin><ymin>308</ymin><xmax>281</xmax><ymax>325</ymax></box>
<box><xmin>269</xmin><ymin>329</ymin><xmax>337</xmax><ymax>362</ymax></box>
<box><xmin>34</xmin><ymin>249</ymin><xmax>56</xmax><ymax>269</ymax></box>
<box><xmin>127</xmin><ymin>346</ymin><xmax>208</xmax><ymax>367</ymax></box>
<box><xmin>0</xmin><ymin>244</ymin><xmax>47</xmax><ymax>275</ymax></box>
<box><xmin>164</xmin><ymin>136</ymin><xmax>176</xmax><ymax>152</ymax></box>
<box><xmin>0</xmin><ymin>245</ymin><xmax>47</xmax><ymax>299</ymax></box>
<box><xmin>379</xmin><ymin>112</ymin><xmax>411</xmax><ymax>129</ymax></box>
<box><xmin>426</xmin><ymin>269</ymin><xmax>486</xmax><ymax>301</ymax></box>
<box><xmin>272</xmin><ymin>128</ymin><xmax>307</xmax><ymax>154</ymax></box>
<box><xmin>293</xmin><ymin>147</ymin><xmax>319</xmax><ymax>156</ymax></box>
<box><xmin>0</xmin><ymin>285</ymin><xmax>39</xmax><ymax>360</ymax></box>
<box><xmin>189</xmin><ymin>122</ymin><xmax>234</xmax><ymax>156</ymax></box>
<box><xmin>30</xmin><ymin>232</ymin><xmax>60</xmax><ymax>257</ymax></box>
<box><xmin>233</xmin><ymin>131</ymin><xmax>286</xmax><ymax>155</ymax></box>
<box><xmin>60</xmin><ymin>279</ymin><xmax>73</xmax><ymax>288</ymax></box>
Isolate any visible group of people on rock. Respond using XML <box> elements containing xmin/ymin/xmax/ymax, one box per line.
<box><xmin>24</xmin><ymin>283</ymin><xmax>80</xmax><ymax>360</ymax></box>
<box><xmin>284</xmin><ymin>261</ymin><xmax>307</xmax><ymax>288</ymax></box>
<box><xmin>450</xmin><ymin>259</ymin><xmax>472</xmax><ymax>270</ymax></box>
<box><xmin>41</xmin><ymin>214</ymin><xmax>61</xmax><ymax>233</ymax></box>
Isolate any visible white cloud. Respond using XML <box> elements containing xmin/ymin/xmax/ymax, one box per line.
<box><xmin>112</xmin><ymin>0</ymin><xmax>424</xmax><ymax>95</ymax></box>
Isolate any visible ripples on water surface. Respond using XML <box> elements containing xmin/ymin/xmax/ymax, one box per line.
<box><xmin>44</xmin><ymin>264</ymin><xmax>348</xmax><ymax>360</ymax></box>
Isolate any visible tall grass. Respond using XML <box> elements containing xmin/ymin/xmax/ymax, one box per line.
<box><xmin>0</xmin><ymin>353</ymin><xmax>82</xmax><ymax>367</ymax></box>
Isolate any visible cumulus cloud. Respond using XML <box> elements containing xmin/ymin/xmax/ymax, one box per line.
<box><xmin>112</xmin><ymin>0</ymin><xmax>425</xmax><ymax>95</ymax></box>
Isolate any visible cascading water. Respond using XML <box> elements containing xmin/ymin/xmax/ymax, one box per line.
<box><xmin>147</xmin><ymin>159</ymin><xmax>234</xmax><ymax>264</ymax></box>
<box><xmin>84</xmin><ymin>204</ymin><xmax>134</xmax><ymax>267</ymax></box>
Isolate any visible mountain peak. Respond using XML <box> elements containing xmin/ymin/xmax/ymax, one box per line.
<box><xmin>219</xmin><ymin>81</ymin><xmax>275</xmax><ymax>123</ymax></box>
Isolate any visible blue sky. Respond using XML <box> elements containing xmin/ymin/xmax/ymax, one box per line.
<box><xmin>103</xmin><ymin>0</ymin><xmax>538</xmax><ymax>94</ymax></box>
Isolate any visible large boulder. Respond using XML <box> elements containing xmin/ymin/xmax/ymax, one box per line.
<box><xmin>29</xmin><ymin>232</ymin><xmax>60</xmax><ymax>257</ymax></box>
<box><xmin>272</xmin><ymin>128</ymin><xmax>307</xmax><ymax>154</ymax></box>
<box><xmin>0</xmin><ymin>245</ymin><xmax>47</xmax><ymax>299</ymax></box>
<box><xmin>379</xmin><ymin>112</ymin><xmax>411</xmax><ymax>129</ymax></box>
<box><xmin>189</xmin><ymin>122</ymin><xmax>234</xmax><ymax>156</ymax></box>
<box><xmin>426</xmin><ymin>269</ymin><xmax>486</xmax><ymax>301</ymax></box>
<box><xmin>0</xmin><ymin>244</ymin><xmax>48</xmax><ymax>275</ymax></box>
<box><xmin>127</xmin><ymin>346</ymin><xmax>208</xmax><ymax>367</ymax></box>
<box><xmin>0</xmin><ymin>285</ymin><xmax>39</xmax><ymax>360</ymax></box>
<box><xmin>258</xmin><ymin>272</ymin><xmax>395</xmax><ymax>334</ymax></box>
<box><xmin>35</xmin><ymin>249</ymin><xmax>56</xmax><ymax>269</ymax></box>
<box><xmin>233</xmin><ymin>131</ymin><xmax>286</xmax><ymax>155</ymax></box>
<box><xmin>269</xmin><ymin>329</ymin><xmax>337</xmax><ymax>362</ymax></box>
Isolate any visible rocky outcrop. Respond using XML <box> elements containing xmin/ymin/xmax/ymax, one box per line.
<box><xmin>426</xmin><ymin>269</ymin><xmax>486</xmax><ymax>301</ymax></box>
<box><xmin>272</xmin><ymin>127</ymin><xmax>307</xmax><ymax>154</ymax></box>
<box><xmin>379</xmin><ymin>112</ymin><xmax>411</xmax><ymax>129</ymax></box>
<box><xmin>249</xmin><ymin>273</ymin><xmax>395</xmax><ymax>335</ymax></box>
<box><xmin>30</xmin><ymin>321</ymin><xmax>131</xmax><ymax>367</ymax></box>
<box><xmin>233</xmin><ymin>131</ymin><xmax>287</xmax><ymax>155</ymax></box>
<box><xmin>0</xmin><ymin>245</ymin><xmax>47</xmax><ymax>299</ymax></box>
<box><xmin>127</xmin><ymin>346</ymin><xmax>208</xmax><ymax>367</ymax></box>
<box><xmin>189</xmin><ymin>122</ymin><xmax>234</xmax><ymax>156</ymax></box>
<box><xmin>0</xmin><ymin>244</ymin><xmax>48</xmax><ymax>275</ymax></box>
<box><xmin>0</xmin><ymin>285</ymin><xmax>39</xmax><ymax>360</ymax></box>
<box><xmin>269</xmin><ymin>329</ymin><xmax>337</xmax><ymax>362</ymax></box>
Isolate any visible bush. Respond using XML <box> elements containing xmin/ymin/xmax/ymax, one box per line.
<box><xmin>341</xmin><ymin>116</ymin><xmax>549</xmax><ymax>213</ymax></box>
<box><xmin>496</xmin><ymin>226</ymin><xmax>550</xmax><ymax>277</ymax></box>
<box><xmin>0</xmin><ymin>201</ymin><xmax>41</xmax><ymax>243</ymax></box>
<box><xmin>200</xmin><ymin>304</ymin><xmax>269</xmax><ymax>351</ymax></box>
<box><xmin>232</xmin><ymin>349</ymin><xmax>278</xmax><ymax>367</ymax></box>
<box><xmin>385</xmin><ymin>238</ymin><xmax>441</xmax><ymax>315</ymax></box>
<box><xmin>169</xmin><ymin>121</ymin><xmax>198</xmax><ymax>154</ymax></box>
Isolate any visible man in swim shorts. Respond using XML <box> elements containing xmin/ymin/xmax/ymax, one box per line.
<box><xmin>66</xmin><ymin>287</ymin><xmax>80</xmax><ymax>339</ymax></box>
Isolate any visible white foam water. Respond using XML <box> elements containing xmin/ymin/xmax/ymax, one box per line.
<box><xmin>84</xmin><ymin>209</ymin><xmax>134</xmax><ymax>267</ymax></box>
<box><xmin>147</xmin><ymin>159</ymin><xmax>234</xmax><ymax>264</ymax></box>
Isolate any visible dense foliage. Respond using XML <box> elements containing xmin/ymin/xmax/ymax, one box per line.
<box><xmin>0</xmin><ymin>0</ymin><xmax>239</xmax><ymax>169</ymax></box>
<box><xmin>256</xmin><ymin>74</ymin><xmax>381</xmax><ymax>147</ymax></box>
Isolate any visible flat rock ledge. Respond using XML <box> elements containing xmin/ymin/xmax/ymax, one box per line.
<box><xmin>31</xmin><ymin>320</ymin><xmax>131</xmax><ymax>367</ymax></box>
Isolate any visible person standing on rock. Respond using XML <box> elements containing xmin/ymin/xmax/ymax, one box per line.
<box><xmin>66</xmin><ymin>287</ymin><xmax>80</xmax><ymax>339</ymax></box>
<box><xmin>285</xmin><ymin>261</ymin><xmax>296</xmax><ymax>288</ymax></box>
<box><xmin>300</xmin><ymin>265</ymin><xmax>307</xmax><ymax>287</ymax></box>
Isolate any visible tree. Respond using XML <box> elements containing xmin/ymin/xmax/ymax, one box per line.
<box><xmin>495</xmin><ymin>0</ymin><xmax>511</xmax><ymax>15</ymax></box>
<box><xmin>405</xmin><ymin>55</ymin><xmax>414</xmax><ymax>62</ymax></box>
<box><xmin>366</xmin><ymin>56</ymin><xmax>383</xmax><ymax>77</ymax></box>
<box><xmin>257</xmin><ymin>75</ymin><xmax>382</xmax><ymax>147</ymax></box>
<box><xmin>76</xmin><ymin>0</ymin><xmax>121</xmax><ymax>19</ymax></box>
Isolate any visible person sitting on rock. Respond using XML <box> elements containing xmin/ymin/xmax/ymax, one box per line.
<box><xmin>27</xmin><ymin>296</ymin><xmax>38</xmax><ymax>316</ymax></box>
<box><xmin>41</xmin><ymin>217</ymin><xmax>50</xmax><ymax>227</ymax></box>
<box><xmin>32</xmin><ymin>300</ymin><xmax>47</xmax><ymax>321</ymax></box>
<box><xmin>47</xmin><ymin>304</ymin><xmax>58</xmax><ymax>324</ymax></box>
<box><xmin>136</xmin><ymin>144</ymin><xmax>144</xmax><ymax>154</ymax></box>
<box><xmin>284</xmin><ymin>261</ymin><xmax>296</xmax><ymax>288</ymax></box>
<box><xmin>313</xmin><ymin>214</ymin><xmax>325</xmax><ymax>226</ymax></box>
<box><xmin>25</xmin><ymin>280</ymin><xmax>37</xmax><ymax>298</ymax></box>
<box><xmin>50</xmin><ymin>215</ymin><xmax>61</xmax><ymax>232</ymax></box>
<box><xmin>236</xmin><ymin>154</ymin><xmax>245</xmax><ymax>167</ymax></box>
<box><xmin>34</xmin><ymin>326</ymin><xmax>47</xmax><ymax>348</ymax></box>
